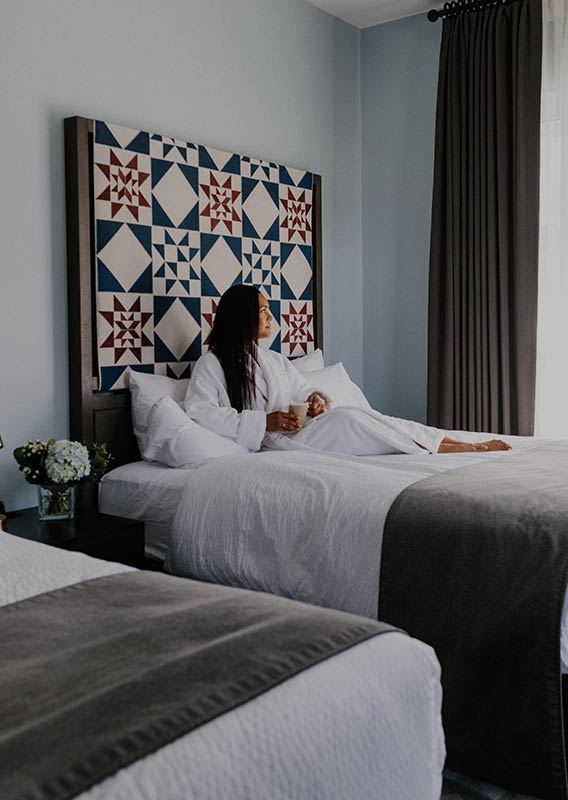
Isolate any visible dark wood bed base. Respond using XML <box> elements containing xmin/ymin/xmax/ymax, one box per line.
<box><xmin>64</xmin><ymin>116</ymin><xmax>324</xmax><ymax>486</ymax></box>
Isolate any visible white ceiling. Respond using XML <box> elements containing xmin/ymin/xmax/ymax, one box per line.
<box><xmin>303</xmin><ymin>0</ymin><xmax>444</xmax><ymax>28</ymax></box>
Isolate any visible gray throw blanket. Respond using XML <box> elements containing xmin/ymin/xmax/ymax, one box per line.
<box><xmin>380</xmin><ymin>442</ymin><xmax>568</xmax><ymax>800</ymax></box>
<box><xmin>0</xmin><ymin>570</ymin><xmax>395</xmax><ymax>800</ymax></box>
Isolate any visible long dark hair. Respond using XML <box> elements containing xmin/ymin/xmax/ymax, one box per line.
<box><xmin>208</xmin><ymin>284</ymin><xmax>260</xmax><ymax>412</ymax></box>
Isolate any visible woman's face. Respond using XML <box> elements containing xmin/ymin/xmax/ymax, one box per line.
<box><xmin>258</xmin><ymin>293</ymin><xmax>272</xmax><ymax>339</ymax></box>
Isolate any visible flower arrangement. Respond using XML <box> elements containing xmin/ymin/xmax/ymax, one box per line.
<box><xmin>14</xmin><ymin>439</ymin><xmax>112</xmax><ymax>519</ymax></box>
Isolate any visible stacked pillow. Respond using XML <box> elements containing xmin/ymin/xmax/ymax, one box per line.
<box><xmin>128</xmin><ymin>370</ymin><xmax>189</xmax><ymax>454</ymax></box>
<box><xmin>292</xmin><ymin>352</ymin><xmax>371</xmax><ymax>411</ymax></box>
<box><xmin>128</xmin><ymin>352</ymin><xmax>372</xmax><ymax>468</ymax></box>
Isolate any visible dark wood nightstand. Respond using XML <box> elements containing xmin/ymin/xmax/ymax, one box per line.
<box><xmin>4</xmin><ymin>507</ymin><xmax>147</xmax><ymax>569</ymax></box>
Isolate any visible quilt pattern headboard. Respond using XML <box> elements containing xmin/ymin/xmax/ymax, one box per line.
<box><xmin>91</xmin><ymin>118</ymin><xmax>318</xmax><ymax>391</ymax></box>
<box><xmin>64</xmin><ymin>116</ymin><xmax>322</xmax><ymax>470</ymax></box>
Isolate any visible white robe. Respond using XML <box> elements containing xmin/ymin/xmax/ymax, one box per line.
<box><xmin>184</xmin><ymin>349</ymin><xmax>446</xmax><ymax>456</ymax></box>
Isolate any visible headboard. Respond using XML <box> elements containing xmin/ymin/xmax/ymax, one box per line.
<box><xmin>64</xmin><ymin>116</ymin><xmax>323</xmax><ymax>474</ymax></box>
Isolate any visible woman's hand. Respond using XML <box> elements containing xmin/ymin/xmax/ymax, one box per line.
<box><xmin>307</xmin><ymin>393</ymin><xmax>325</xmax><ymax>417</ymax></box>
<box><xmin>266</xmin><ymin>411</ymin><xmax>301</xmax><ymax>433</ymax></box>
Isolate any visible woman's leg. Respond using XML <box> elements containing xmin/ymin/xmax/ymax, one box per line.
<box><xmin>293</xmin><ymin>408</ymin><xmax>428</xmax><ymax>456</ymax></box>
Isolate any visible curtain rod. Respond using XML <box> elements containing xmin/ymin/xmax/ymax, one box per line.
<box><xmin>428</xmin><ymin>0</ymin><xmax>518</xmax><ymax>23</ymax></box>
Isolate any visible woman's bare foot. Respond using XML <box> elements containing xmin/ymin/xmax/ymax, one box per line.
<box><xmin>437</xmin><ymin>437</ymin><xmax>512</xmax><ymax>453</ymax></box>
<box><xmin>479</xmin><ymin>439</ymin><xmax>512</xmax><ymax>451</ymax></box>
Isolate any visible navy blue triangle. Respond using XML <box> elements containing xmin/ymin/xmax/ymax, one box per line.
<box><xmin>95</xmin><ymin>122</ymin><xmax>120</xmax><ymax>148</ymax></box>
<box><xmin>154</xmin><ymin>295</ymin><xmax>175</xmax><ymax>325</ymax></box>
<box><xmin>269</xmin><ymin>333</ymin><xmax>281</xmax><ymax>354</ymax></box>
<box><xmin>127</xmin><ymin>131</ymin><xmax>149</xmax><ymax>154</ymax></box>
<box><xmin>154</xmin><ymin>243</ymin><xmax>165</xmax><ymax>258</ymax></box>
<box><xmin>198</xmin><ymin>146</ymin><xmax>217</xmax><ymax>170</ymax></box>
<box><xmin>298</xmin><ymin>281</ymin><xmax>313</xmax><ymax>302</ymax></box>
<box><xmin>152</xmin><ymin>198</ymin><xmax>174</xmax><ymax>228</ymax></box>
<box><xmin>163</xmin><ymin>144</ymin><xmax>173</xmax><ymax>157</ymax></box>
<box><xmin>166</xmin><ymin>279</ymin><xmax>177</xmax><ymax>293</ymax></box>
<box><xmin>181</xmin><ymin>335</ymin><xmax>202</xmax><ymax>363</ymax></box>
<box><xmin>243</xmin><ymin>212</ymin><xmax>260</xmax><ymax>240</ymax></box>
<box><xmin>190</xmin><ymin>267</ymin><xmax>200</xmax><ymax>281</ymax></box>
<box><xmin>179</xmin><ymin>296</ymin><xmax>200</xmax><ymax>317</ymax></box>
<box><xmin>280</xmin><ymin>275</ymin><xmax>296</xmax><ymax>300</ymax></box>
<box><xmin>130</xmin><ymin>264</ymin><xmax>153</xmax><ymax>294</ymax></box>
<box><xmin>299</xmin><ymin>244</ymin><xmax>312</xmax><ymax>263</ymax></box>
<box><xmin>225</xmin><ymin>236</ymin><xmax>242</xmax><ymax>261</ymax></box>
<box><xmin>201</xmin><ymin>272</ymin><xmax>220</xmax><ymax>297</ymax></box>
<box><xmin>279</xmin><ymin>166</ymin><xmax>294</xmax><ymax>186</ymax></box>
<box><xmin>272</xmin><ymin>255</ymin><xmax>279</xmax><ymax>268</ymax></box>
<box><xmin>264</xmin><ymin>218</ymin><xmax>280</xmax><ymax>242</ymax></box>
<box><xmin>177</xmin><ymin>247</ymin><xmax>188</xmax><ymax>262</ymax></box>
<box><xmin>241</xmin><ymin>177</ymin><xmax>257</xmax><ymax>204</ymax></box>
<box><xmin>100</xmin><ymin>365</ymin><xmax>128</xmax><ymax>391</ymax></box>
<box><xmin>152</xmin><ymin>158</ymin><xmax>172</xmax><ymax>185</ymax></box>
<box><xmin>190</xmin><ymin>247</ymin><xmax>199</xmax><ymax>261</ymax></box>
<box><xmin>280</xmin><ymin>243</ymin><xmax>294</xmax><ymax>266</ymax></box>
<box><xmin>155</xmin><ymin>264</ymin><xmax>166</xmax><ymax>278</ymax></box>
<box><xmin>165</xmin><ymin>231</ymin><xmax>176</xmax><ymax>245</ymax></box>
<box><xmin>223</xmin><ymin>154</ymin><xmax>241</xmax><ymax>175</ymax></box>
<box><xmin>167</xmin><ymin>262</ymin><xmax>179</xmax><ymax>275</ymax></box>
<box><xmin>299</xmin><ymin>172</ymin><xmax>313</xmax><ymax>190</ymax></box>
<box><xmin>179</xmin><ymin>233</ymin><xmax>189</xmax><ymax>247</ymax></box>
<box><xmin>155</xmin><ymin>334</ymin><xmax>177</xmax><ymax>364</ymax></box>
<box><xmin>97</xmin><ymin>219</ymin><xmax>125</xmax><ymax>253</ymax></box>
<box><xmin>179</xmin><ymin>204</ymin><xmax>199</xmax><ymax>231</ymax></box>
<box><xmin>263</xmin><ymin>181</ymin><xmax>279</xmax><ymax>208</ymax></box>
<box><xmin>97</xmin><ymin>261</ymin><xmax>124</xmax><ymax>293</ymax></box>
<box><xmin>252</xmin><ymin>241</ymin><xmax>260</xmax><ymax>254</ymax></box>
<box><xmin>129</xmin><ymin>223</ymin><xmax>152</xmax><ymax>255</ymax></box>
<box><xmin>200</xmin><ymin>234</ymin><xmax>217</xmax><ymax>260</ymax></box>
<box><xmin>181</xmin><ymin>280</ymin><xmax>190</xmax><ymax>293</ymax></box>
<box><xmin>178</xmin><ymin>164</ymin><xmax>198</xmax><ymax>193</ymax></box>
<box><xmin>96</xmin><ymin>219</ymin><xmax>122</xmax><ymax>252</ymax></box>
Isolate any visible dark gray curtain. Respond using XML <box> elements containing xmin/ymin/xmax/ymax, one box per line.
<box><xmin>427</xmin><ymin>0</ymin><xmax>542</xmax><ymax>435</ymax></box>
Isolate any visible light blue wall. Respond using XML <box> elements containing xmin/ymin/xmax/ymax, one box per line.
<box><xmin>0</xmin><ymin>0</ymin><xmax>362</xmax><ymax>509</ymax></box>
<box><xmin>361</xmin><ymin>14</ymin><xmax>440</xmax><ymax>421</ymax></box>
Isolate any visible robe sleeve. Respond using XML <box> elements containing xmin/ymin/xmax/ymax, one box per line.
<box><xmin>184</xmin><ymin>354</ymin><xmax>266</xmax><ymax>452</ymax></box>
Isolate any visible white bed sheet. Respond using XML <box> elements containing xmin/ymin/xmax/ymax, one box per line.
<box><xmin>0</xmin><ymin>534</ymin><xmax>445</xmax><ymax>800</ymax></box>
<box><xmin>100</xmin><ymin>439</ymin><xmax>568</xmax><ymax>673</ymax></box>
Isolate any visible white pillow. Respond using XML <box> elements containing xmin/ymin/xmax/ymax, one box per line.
<box><xmin>307</xmin><ymin>363</ymin><xmax>372</xmax><ymax>410</ymax></box>
<box><xmin>128</xmin><ymin>369</ymin><xmax>190</xmax><ymax>453</ymax></box>
<box><xmin>292</xmin><ymin>348</ymin><xmax>325</xmax><ymax>373</ymax></box>
<box><xmin>144</xmin><ymin>396</ymin><xmax>248</xmax><ymax>467</ymax></box>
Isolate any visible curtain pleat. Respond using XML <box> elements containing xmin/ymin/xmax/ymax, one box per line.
<box><xmin>428</xmin><ymin>0</ymin><xmax>542</xmax><ymax>435</ymax></box>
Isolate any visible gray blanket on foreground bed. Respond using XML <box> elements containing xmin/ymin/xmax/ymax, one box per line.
<box><xmin>380</xmin><ymin>442</ymin><xmax>568</xmax><ymax>800</ymax></box>
<box><xmin>0</xmin><ymin>571</ymin><xmax>394</xmax><ymax>800</ymax></box>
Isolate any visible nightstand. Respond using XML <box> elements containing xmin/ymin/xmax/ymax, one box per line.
<box><xmin>4</xmin><ymin>507</ymin><xmax>146</xmax><ymax>568</ymax></box>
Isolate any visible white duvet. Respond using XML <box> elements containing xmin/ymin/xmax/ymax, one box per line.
<box><xmin>166</xmin><ymin>436</ymin><xmax>568</xmax><ymax>672</ymax></box>
<box><xmin>1</xmin><ymin>534</ymin><xmax>445</xmax><ymax>800</ymax></box>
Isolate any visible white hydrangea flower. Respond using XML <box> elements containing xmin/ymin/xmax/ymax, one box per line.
<box><xmin>45</xmin><ymin>440</ymin><xmax>91</xmax><ymax>485</ymax></box>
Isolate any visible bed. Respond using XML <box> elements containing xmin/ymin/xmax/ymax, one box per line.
<box><xmin>64</xmin><ymin>114</ymin><xmax>568</xmax><ymax>800</ymax></box>
<box><xmin>0</xmin><ymin>532</ymin><xmax>445</xmax><ymax>800</ymax></box>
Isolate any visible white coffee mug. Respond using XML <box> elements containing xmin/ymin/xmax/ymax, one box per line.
<box><xmin>289</xmin><ymin>401</ymin><xmax>309</xmax><ymax>426</ymax></box>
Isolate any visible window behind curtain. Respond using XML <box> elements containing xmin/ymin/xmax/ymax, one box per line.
<box><xmin>535</xmin><ymin>0</ymin><xmax>568</xmax><ymax>436</ymax></box>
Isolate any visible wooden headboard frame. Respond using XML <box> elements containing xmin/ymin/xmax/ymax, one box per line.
<box><xmin>64</xmin><ymin>115</ymin><xmax>324</xmax><ymax>473</ymax></box>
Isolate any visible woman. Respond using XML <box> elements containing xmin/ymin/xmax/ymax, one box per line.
<box><xmin>185</xmin><ymin>285</ymin><xmax>511</xmax><ymax>455</ymax></box>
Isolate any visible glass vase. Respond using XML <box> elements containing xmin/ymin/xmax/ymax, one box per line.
<box><xmin>37</xmin><ymin>485</ymin><xmax>75</xmax><ymax>521</ymax></box>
